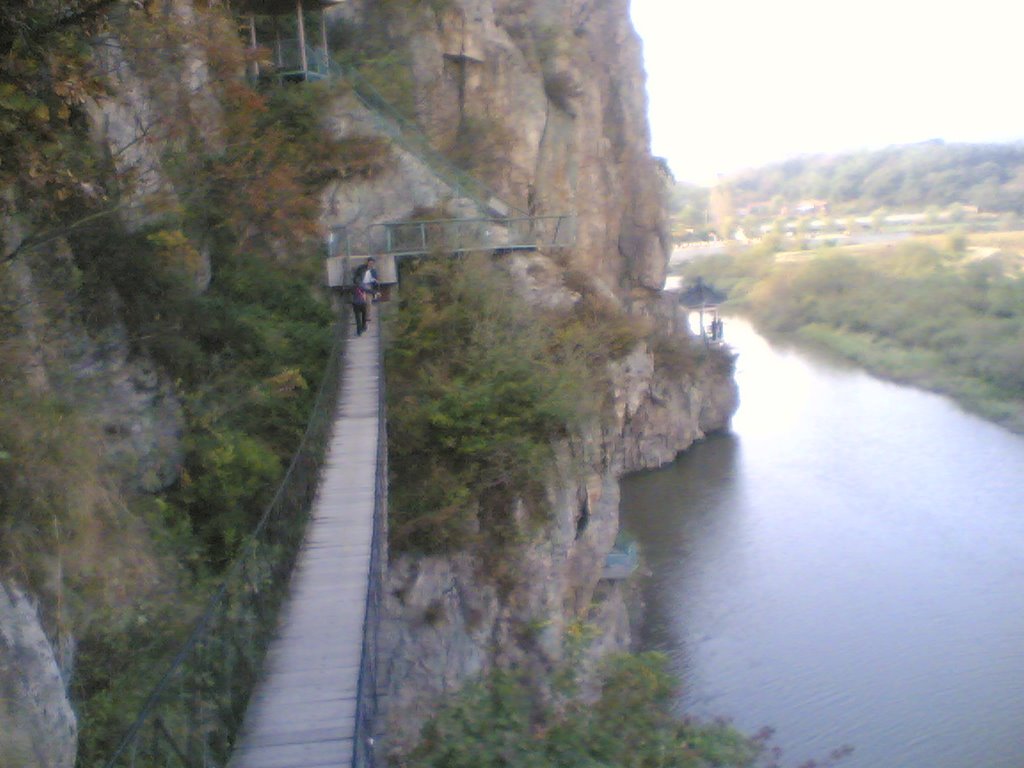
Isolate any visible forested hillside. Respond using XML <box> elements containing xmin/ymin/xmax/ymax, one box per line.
<box><xmin>725</xmin><ymin>141</ymin><xmax>1024</xmax><ymax>213</ymax></box>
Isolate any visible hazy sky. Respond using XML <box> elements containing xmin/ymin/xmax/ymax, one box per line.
<box><xmin>629</xmin><ymin>0</ymin><xmax>1024</xmax><ymax>185</ymax></box>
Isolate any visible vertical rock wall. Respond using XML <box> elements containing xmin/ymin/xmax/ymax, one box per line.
<box><xmin>379</xmin><ymin>328</ymin><xmax>737</xmax><ymax>755</ymax></box>
<box><xmin>345</xmin><ymin>0</ymin><xmax>738</xmax><ymax>755</ymax></box>
<box><xmin>329</xmin><ymin>0</ymin><xmax>670</xmax><ymax>297</ymax></box>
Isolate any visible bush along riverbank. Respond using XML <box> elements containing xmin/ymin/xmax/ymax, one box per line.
<box><xmin>677</xmin><ymin>234</ymin><xmax>1024</xmax><ymax>432</ymax></box>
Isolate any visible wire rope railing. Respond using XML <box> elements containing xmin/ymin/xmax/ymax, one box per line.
<box><xmin>101</xmin><ymin>317</ymin><xmax>348</xmax><ymax>768</ymax></box>
<box><xmin>352</xmin><ymin>320</ymin><xmax>388</xmax><ymax>768</ymax></box>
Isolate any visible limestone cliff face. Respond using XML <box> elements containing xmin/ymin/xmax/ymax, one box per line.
<box><xmin>0</xmin><ymin>6</ymin><xmax>210</xmax><ymax>764</ymax></box>
<box><xmin>1</xmin><ymin>0</ymin><xmax>734</xmax><ymax>761</ymax></box>
<box><xmin>379</xmin><ymin>275</ymin><xmax>738</xmax><ymax>757</ymax></box>
<box><xmin>328</xmin><ymin>0</ymin><xmax>669</xmax><ymax>295</ymax></box>
<box><xmin>339</xmin><ymin>0</ymin><xmax>737</xmax><ymax>753</ymax></box>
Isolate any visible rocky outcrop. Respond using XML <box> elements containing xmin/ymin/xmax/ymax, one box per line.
<box><xmin>350</xmin><ymin>0</ymin><xmax>735</xmax><ymax>754</ymax></box>
<box><xmin>7</xmin><ymin>237</ymin><xmax>185</xmax><ymax>494</ymax></box>
<box><xmin>612</xmin><ymin>334</ymin><xmax>738</xmax><ymax>473</ymax></box>
<box><xmin>0</xmin><ymin>583</ymin><xmax>77</xmax><ymax>768</ymax></box>
<box><xmin>378</xmin><ymin>253</ymin><xmax>737</xmax><ymax>752</ymax></box>
<box><xmin>380</xmin><ymin>343</ymin><xmax>735</xmax><ymax>753</ymax></box>
<box><xmin>328</xmin><ymin>0</ymin><xmax>669</xmax><ymax>297</ymax></box>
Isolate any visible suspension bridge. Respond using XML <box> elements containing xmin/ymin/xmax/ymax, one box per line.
<box><xmin>101</xmin><ymin>315</ymin><xmax>387</xmax><ymax>768</ymax></box>
<box><xmin>226</xmin><ymin>319</ymin><xmax>384</xmax><ymax>768</ymax></box>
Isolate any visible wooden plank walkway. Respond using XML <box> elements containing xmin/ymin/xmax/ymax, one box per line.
<box><xmin>229</xmin><ymin>318</ymin><xmax>381</xmax><ymax>768</ymax></box>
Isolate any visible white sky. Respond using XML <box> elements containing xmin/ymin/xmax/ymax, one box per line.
<box><xmin>629</xmin><ymin>0</ymin><xmax>1024</xmax><ymax>185</ymax></box>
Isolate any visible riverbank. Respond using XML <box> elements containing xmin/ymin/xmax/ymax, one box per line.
<box><xmin>675</xmin><ymin>233</ymin><xmax>1024</xmax><ymax>433</ymax></box>
<box><xmin>623</xmin><ymin>318</ymin><xmax>1024</xmax><ymax>768</ymax></box>
<box><xmin>781</xmin><ymin>322</ymin><xmax>1024</xmax><ymax>432</ymax></box>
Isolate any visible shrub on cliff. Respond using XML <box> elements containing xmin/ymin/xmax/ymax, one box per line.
<box><xmin>405</xmin><ymin>652</ymin><xmax>762</xmax><ymax>768</ymax></box>
<box><xmin>386</xmin><ymin>256</ymin><xmax>599</xmax><ymax>554</ymax></box>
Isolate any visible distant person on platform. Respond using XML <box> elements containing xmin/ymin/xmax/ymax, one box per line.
<box><xmin>352</xmin><ymin>257</ymin><xmax>379</xmax><ymax>336</ymax></box>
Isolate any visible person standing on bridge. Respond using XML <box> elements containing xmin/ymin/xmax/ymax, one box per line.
<box><xmin>352</xmin><ymin>257</ymin><xmax>379</xmax><ymax>336</ymax></box>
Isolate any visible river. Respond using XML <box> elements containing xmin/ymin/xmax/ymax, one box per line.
<box><xmin>621</xmin><ymin>317</ymin><xmax>1024</xmax><ymax>768</ymax></box>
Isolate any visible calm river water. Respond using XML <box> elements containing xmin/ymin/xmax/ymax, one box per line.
<box><xmin>622</xmin><ymin>318</ymin><xmax>1024</xmax><ymax>768</ymax></box>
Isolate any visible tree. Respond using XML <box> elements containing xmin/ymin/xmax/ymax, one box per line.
<box><xmin>709</xmin><ymin>182</ymin><xmax>736</xmax><ymax>239</ymax></box>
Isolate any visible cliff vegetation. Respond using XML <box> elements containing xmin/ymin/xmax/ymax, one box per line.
<box><xmin>2</xmin><ymin>1</ymin><xmax>343</xmax><ymax>762</ymax></box>
<box><xmin>726</xmin><ymin>141</ymin><xmax>1024</xmax><ymax>215</ymax></box>
<box><xmin>404</xmin><ymin>653</ymin><xmax>762</xmax><ymax>768</ymax></box>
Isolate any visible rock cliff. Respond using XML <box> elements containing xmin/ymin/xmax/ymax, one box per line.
<box><xmin>378</xmin><ymin>279</ymin><xmax>737</xmax><ymax>753</ymax></box>
<box><xmin>0</xmin><ymin>0</ymin><xmax>738</xmax><ymax>763</ymax></box>
<box><xmin>0</xmin><ymin>584</ymin><xmax>77</xmax><ymax>768</ymax></box>
<box><xmin>326</xmin><ymin>0</ymin><xmax>670</xmax><ymax>294</ymax></box>
<box><xmin>317</xmin><ymin>1</ymin><xmax>738</xmax><ymax>752</ymax></box>
<box><xmin>323</xmin><ymin>0</ymin><xmax>741</xmax><ymax>753</ymax></box>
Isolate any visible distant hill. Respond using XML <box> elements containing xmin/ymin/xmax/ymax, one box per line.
<box><xmin>724</xmin><ymin>141</ymin><xmax>1024</xmax><ymax>214</ymax></box>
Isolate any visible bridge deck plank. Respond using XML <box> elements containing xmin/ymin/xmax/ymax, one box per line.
<box><xmin>229</xmin><ymin>320</ymin><xmax>380</xmax><ymax>768</ymax></box>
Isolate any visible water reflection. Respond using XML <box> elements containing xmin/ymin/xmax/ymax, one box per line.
<box><xmin>621</xmin><ymin>319</ymin><xmax>1024</xmax><ymax>768</ymax></box>
<box><xmin>628</xmin><ymin>433</ymin><xmax>741</xmax><ymax>655</ymax></box>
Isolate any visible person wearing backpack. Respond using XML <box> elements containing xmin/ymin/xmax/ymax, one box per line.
<box><xmin>351</xmin><ymin>257</ymin><xmax>379</xmax><ymax>335</ymax></box>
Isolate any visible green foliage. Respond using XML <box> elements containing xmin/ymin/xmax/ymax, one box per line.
<box><xmin>2</xmin><ymin>2</ymin><xmax>341</xmax><ymax>761</ymax></box>
<box><xmin>387</xmin><ymin>258</ymin><xmax>728</xmax><ymax>555</ymax></box>
<box><xmin>386</xmin><ymin>258</ymin><xmax>597</xmax><ymax>554</ymax></box>
<box><xmin>650</xmin><ymin>329</ymin><xmax>725</xmax><ymax>377</ymax></box>
<box><xmin>332</xmin><ymin>13</ymin><xmax>418</xmax><ymax>119</ymax></box>
<box><xmin>405</xmin><ymin>653</ymin><xmax>762</xmax><ymax>768</ymax></box>
<box><xmin>669</xmin><ymin>183</ymin><xmax>712</xmax><ymax>241</ymax></box>
<box><xmin>725</xmin><ymin>141</ymin><xmax>1024</xmax><ymax>215</ymax></box>
<box><xmin>352</xmin><ymin>50</ymin><xmax>417</xmax><ymax>118</ymax></box>
<box><xmin>73</xmin><ymin>594</ymin><xmax>197</xmax><ymax>762</ymax></box>
<box><xmin>0</xmin><ymin>0</ymin><xmax>107</xmax><ymax>236</ymax></box>
<box><xmin>681</xmin><ymin>238</ymin><xmax>1024</xmax><ymax>431</ymax></box>
<box><xmin>166</xmin><ymin>253</ymin><xmax>332</xmax><ymax>563</ymax></box>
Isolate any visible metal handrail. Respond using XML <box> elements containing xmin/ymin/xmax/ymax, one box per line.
<box><xmin>100</xmin><ymin>318</ymin><xmax>347</xmax><ymax>768</ymax></box>
<box><xmin>352</xmin><ymin>317</ymin><xmax>389</xmax><ymax>767</ymax></box>
<box><xmin>263</xmin><ymin>38</ymin><xmax>331</xmax><ymax>78</ymax></box>
<box><xmin>330</xmin><ymin>215</ymin><xmax>572</xmax><ymax>259</ymax></box>
<box><xmin>371</xmin><ymin>215</ymin><xmax>575</xmax><ymax>257</ymax></box>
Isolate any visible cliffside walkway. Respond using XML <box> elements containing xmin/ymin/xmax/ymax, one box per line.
<box><xmin>325</xmin><ymin>214</ymin><xmax>575</xmax><ymax>288</ymax></box>
<box><xmin>102</xmin><ymin>316</ymin><xmax>386</xmax><ymax>768</ymax></box>
<box><xmin>228</xmin><ymin>319</ymin><xmax>384</xmax><ymax>768</ymax></box>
